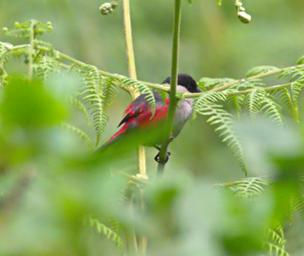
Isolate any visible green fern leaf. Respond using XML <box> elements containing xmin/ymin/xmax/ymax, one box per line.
<box><xmin>62</xmin><ymin>123</ymin><xmax>94</xmax><ymax>149</ymax></box>
<box><xmin>268</xmin><ymin>227</ymin><xmax>286</xmax><ymax>248</ymax></box>
<box><xmin>247</xmin><ymin>89</ymin><xmax>282</xmax><ymax>125</ymax></box>
<box><xmin>33</xmin><ymin>55</ymin><xmax>59</xmax><ymax>80</ymax></box>
<box><xmin>198</xmin><ymin>77</ymin><xmax>236</xmax><ymax>91</ymax></box>
<box><xmin>296</xmin><ymin>55</ymin><xmax>304</xmax><ymax>65</ymax></box>
<box><xmin>135</xmin><ymin>82</ymin><xmax>156</xmax><ymax>114</ymax></box>
<box><xmin>260</xmin><ymin>96</ymin><xmax>282</xmax><ymax>125</ymax></box>
<box><xmin>279</xmin><ymin>66</ymin><xmax>304</xmax><ymax>80</ymax></box>
<box><xmin>194</xmin><ymin>92</ymin><xmax>247</xmax><ymax>173</ymax></box>
<box><xmin>101</xmin><ymin>77</ymin><xmax>117</xmax><ymax>108</ymax></box>
<box><xmin>3</xmin><ymin>20</ymin><xmax>52</xmax><ymax>39</ymax></box>
<box><xmin>80</xmin><ymin>66</ymin><xmax>107</xmax><ymax>146</ymax></box>
<box><xmin>290</xmin><ymin>79</ymin><xmax>304</xmax><ymax>103</ymax></box>
<box><xmin>120</xmin><ymin>77</ymin><xmax>156</xmax><ymax>114</ymax></box>
<box><xmin>293</xmin><ymin>195</ymin><xmax>304</xmax><ymax>216</ymax></box>
<box><xmin>0</xmin><ymin>42</ymin><xmax>8</xmax><ymax>58</ymax></box>
<box><xmin>271</xmin><ymin>88</ymin><xmax>292</xmax><ymax>108</ymax></box>
<box><xmin>246</xmin><ymin>66</ymin><xmax>280</xmax><ymax>77</ymax></box>
<box><xmin>268</xmin><ymin>242</ymin><xmax>289</xmax><ymax>256</ymax></box>
<box><xmin>69</xmin><ymin>97</ymin><xmax>91</xmax><ymax>124</ymax></box>
<box><xmin>89</xmin><ymin>217</ymin><xmax>123</xmax><ymax>249</ymax></box>
<box><xmin>0</xmin><ymin>42</ymin><xmax>9</xmax><ymax>87</ymax></box>
<box><xmin>225</xmin><ymin>177</ymin><xmax>268</xmax><ymax>198</ymax></box>
<box><xmin>247</xmin><ymin>89</ymin><xmax>261</xmax><ymax>114</ymax></box>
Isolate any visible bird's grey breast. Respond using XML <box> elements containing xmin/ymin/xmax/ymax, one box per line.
<box><xmin>172</xmin><ymin>92</ymin><xmax>193</xmax><ymax>137</ymax></box>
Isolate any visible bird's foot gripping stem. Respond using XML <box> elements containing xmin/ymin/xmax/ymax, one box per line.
<box><xmin>154</xmin><ymin>151</ymin><xmax>171</xmax><ymax>164</ymax></box>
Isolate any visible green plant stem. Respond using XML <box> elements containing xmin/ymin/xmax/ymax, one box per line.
<box><xmin>211</xmin><ymin>66</ymin><xmax>302</xmax><ymax>92</ymax></box>
<box><xmin>291</xmin><ymin>104</ymin><xmax>300</xmax><ymax>123</ymax></box>
<box><xmin>228</xmin><ymin>82</ymin><xmax>294</xmax><ymax>96</ymax></box>
<box><xmin>5</xmin><ymin>42</ymin><xmax>304</xmax><ymax>100</ymax></box>
<box><xmin>28</xmin><ymin>20</ymin><xmax>36</xmax><ymax>79</ymax></box>
<box><xmin>157</xmin><ymin>0</ymin><xmax>182</xmax><ymax>174</ymax></box>
<box><xmin>183</xmin><ymin>66</ymin><xmax>304</xmax><ymax>98</ymax></box>
<box><xmin>288</xmin><ymin>87</ymin><xmax>301</xmax><ymax>124</ymax></box>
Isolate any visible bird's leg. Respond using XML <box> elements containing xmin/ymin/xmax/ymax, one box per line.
<box><xmin>154</xmin><ymin>146</ymin><xmax>161</xmax><ymax>151</ymax></box>
<box><xmin>154</xmin><ymin>151</ymin><xmax>171</xmax><ymax>164</ymax></box>
<box><xmin>168</xmin><ymin>136</ymin><xmax>174</xmax><ymax>143</ymax></box>
<box><xmin>153</xmin><ymin>137</ymin><xmax>174</xmax><ymax>164</ymax></box>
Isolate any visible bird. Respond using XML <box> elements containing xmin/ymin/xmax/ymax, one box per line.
<box><xmin>106</xmin><ymin>73</ymin><xmax>200</xmax><ymax>163</ymax></box>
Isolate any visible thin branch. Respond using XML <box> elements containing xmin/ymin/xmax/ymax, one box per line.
<box><xmin>52</xmin><ymin>46</ymin><xmax>169</xmax><ymax>92</ymax></box>
<box><xmin>227</xmin><ymin>82</ymin><xmax>294</xmax><ymax>96</ymax></box>
<box><xmin>210</xmin><ymin>65</ymin><xmax>303</xmax><ymax>92</ymax></box>
<box><xmin>4</xmin><ymin>41</ymin><xmax>304</xmax><ymax>100</ymax></box>
<box><xmin>157</xmin><ymin>0</ymin><xmax>182</xmax><ymax>174</ymax></box>
<box><xmin>28</xmin><ymin>20</ymin><xmax>36</xmax><ymax>79</ymax></box>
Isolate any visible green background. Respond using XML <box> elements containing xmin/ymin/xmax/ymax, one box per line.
<box><xmin>0</xmin><ymin>0</ymin><xmax>303</xmax><ymax>178</ymax></box>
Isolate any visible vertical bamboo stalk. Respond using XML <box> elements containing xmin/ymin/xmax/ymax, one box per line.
<box><xmin>122</xmin><ymin>0</ymin><xmax>147</xmax><ymax>180</ymax></box>
<box><xmin>122</xmin><ymin>0</ymin><xmax>148</xmax><ymax>255</ymax></box>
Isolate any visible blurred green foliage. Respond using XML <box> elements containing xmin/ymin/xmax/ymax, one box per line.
<box><xmin>0</xmin><ymin>1</ymin><xmax>304</xmax><ymax>256</ymax></box>
<box><xmin>0</xmin><ymin>78</ymin><xmax>66</xmax><ymax>128</ymax></box>
<box><xmin>1</xmin><ymin>0</ymin><xmax>304</xmax><ymax>176</ymax></box>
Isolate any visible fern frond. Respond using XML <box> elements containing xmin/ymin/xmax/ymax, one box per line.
<box><xmin>246</xmin><ymin>65</ymin><xmax>279</xmax><ymax>77</ymax></box>
<box><xmin>69</xmin><ymin>97</ymin><xmax>91</xmax><ymax>124</ymax></box>
<box><xmin>227</xmin><ymin>95</ymin><xmax>245</xmax><ymax>116</ymax></box>
<box><xmin>237</xmin><ymin>79</ymin><xmax>265</xmax><ymax>90</ymax></box>
<box><xmin>194</xmin><ymin>92</ymin><xmax>247</xmax><ymax>173</ymax></box>
<box><xmin>135</xmin><ymin>82</ymin><xmax>156</xmax><ymax>113</ymax></box>
<box><xmin>268</xmin><ymin>242</ymin><xmax>289</xmax><ymax>256</ymax></box>
<box><xmin>3</xmin><ymin>20</ymin><xmax>52</xmax><ymax>39</ymax></box>
<box><xmin>290</xmin><ymin>79</ymin><xmax>304</xmax><ymax>103</ymax></box>
<box><xmin>101</xmin><ymin>76</ymin><xmax>117</xmax><ymax>108</ymax></box>
<box><xmin>268</xmin><ymin>227</ymin><xmax>286</xmax><ymax>249</ymax></box>
<box><xmin>0</xmin><ymin>42</ymin><xmax>9</xmax><ymax>59</ymax></box>
<box><xmin>246</xmin><ymin>65</ymin><xmax>280</xmax><ymax>77</ymax></box>
<box><xmin>120</xmin><ymin>77</ymin><xmax>156</xmax><ymax>114</ymax></box>
<box><xmin>271</xmin><ymin>88</ymin><xmax>292</xmax><ymax>108</ymax></box>
<box><xmin>279</xmin><ymin>66</ymin><xmax>304</xmax><ymax>80</ymax></box>
<box><xmin>293</xmin><ymin>195</ymin><xmax>304</xmax><ymax>216</ymax></box>
<box><xmin>79</xmin><ymin>66</ymin><xmax>107</xmax><ymax>146</ymax></box>
<box><xmin>260</xmin><ymin>96</ymin><xmax>282</xmax><ymax>125</ymax></box>
<box><xmin>33</xmin><ymin>54</ymin><xmax>59</xmax><ymax>80</ymax></box>
<box><xmin>62</xmin><ymin>123</ymin><xmax>94</xmax><ymax>149</ymax></box>
<box><xmin>89</xmin><ymin>217</ymin><xmax>123</xmax><ymax>249</ymax></box>
<box><xmin>225</xmin><ymin>177</ymin><xmax>268</xmax><ymax>198</ymax></box>
<box><xmin>272</xmin><ymin>75</ymin><xmax>304</xmax><ymax>106</ymax></box>
<box><xmin>247</xmin><ymin>89</ymin><xmax>263</xmax><ymax>114</ymax></box>
<box><xmin>247</xmin><ymin>89</ymin><xmax>282</xmax><ymax>125</ymax></box>
<box><xmin>198</xmin><ymin>77</ymin><xmax>236</xmax><ymax>91</ymax></box>
<box><xmin>0</xmin><ymin>42</ymin><xmax>9</xmax><ymax>87</ymax></box>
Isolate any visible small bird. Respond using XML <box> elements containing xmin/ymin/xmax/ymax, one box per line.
<box><xmin>107</xmin><ymin>74</ymin><xmax>200</xmax><ymax>162</ymax></box>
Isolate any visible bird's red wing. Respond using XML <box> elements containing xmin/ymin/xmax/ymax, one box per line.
<box><xmin>110</xmin><ymin>93</ymin><xmax>169</xmax><ymax>141</ymax></box>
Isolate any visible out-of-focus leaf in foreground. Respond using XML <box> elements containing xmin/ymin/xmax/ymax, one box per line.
<box><xmin>0</xmin><ymin>77</ymin><xmax>67</xmax><ymax>129</ymax></box>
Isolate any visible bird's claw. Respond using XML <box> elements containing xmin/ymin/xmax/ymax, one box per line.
<box><xmin>154</xmin><ymin>151</ymin><xmax>171</xmax><ymax>164</ymax></box>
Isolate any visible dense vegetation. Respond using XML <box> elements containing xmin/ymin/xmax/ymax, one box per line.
<box><xmin>0</xmin><ymin>1</ymin><xmax>303</xmax><ymax>255</ymax></box>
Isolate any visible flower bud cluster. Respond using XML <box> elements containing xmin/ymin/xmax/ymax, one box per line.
<box><xmin>99</xmin><ymin>1</ymin><xmax>118</xmax><ymax>16</ymax></box>
<box><xmin>235</xmin><ymin>0</ymin><xmax>251</xmax><ymax>24</ymax></box>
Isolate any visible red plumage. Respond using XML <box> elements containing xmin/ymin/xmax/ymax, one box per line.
<box><xmin>109</xmin><ymin>93</ymin><xmax>169</xmax><ymax>142</ymax></box>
